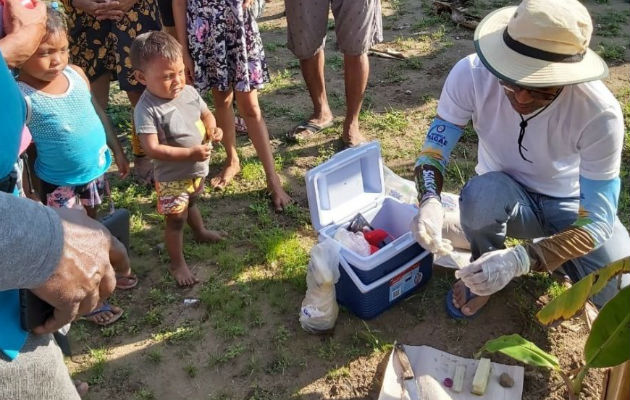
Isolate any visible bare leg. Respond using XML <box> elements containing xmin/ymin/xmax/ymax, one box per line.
<box><xmin>210</xmin><ymin>88</ymin><xmax>241</xmax><ymax>189</ymax></box>
<box><xmin>165</xmin><ymin>210</ymin><xmax>198</xmax><ymax>286</ymax></box>
<box><xmin>234</xmin><ymin>90</ymin><xmax>292</xmax><ymax>211</ymax></box>
<box><xmin>163</xmin><ymin>25</ymin><xmax>177</xmax><ymax>38</ymax></box>
<box><xmin>125</xmin><ymin>89</ymin><xmax>154</xmax><ymax>184</ymax></box>
<box><xmin>342</xmin><ymin>53</ymin><xmax>369</xmax><ymax>146</ymax></box>
<box><xmin>186</xmin><ymin>196</ymin><xmax>228</xmax><ymax>242</ymax></box>
<box><xmin>91</xmin><ymin>73</ymin><xmax>111</xmax><ymax>110</ymax></box>
<box><xmin>126</xmin><ymin>90</ymin><xmax>142</xmax><ymax>108</ymax></box>
<box><xmin>292</xmin><ymin>50</ymin><xmax>333</xmax><ymax>134</ymax></box>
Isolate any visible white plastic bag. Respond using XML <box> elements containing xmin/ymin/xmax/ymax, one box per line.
<box><xmin>299</xmin><ymin>239</ymin><xmax>341</xmax><ymax>333</ymax></box>
<box><xmin>333</xmin><ymin>228</ymin><xmax>371</xmax><ymax>256</ymax></box>
<box><xmin>383</xmin><ymin>166</ymin><xmax>418</xmax><ymax>205</ymax></box>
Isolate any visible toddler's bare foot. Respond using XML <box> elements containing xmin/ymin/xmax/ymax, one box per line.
<box><xmin>170</xmin><ymin>262</ymin><xmax>199</xmax><ymax>287</ymax></box>
<box><xmin>210</xmin><ymin>163</ymin><xmax>241</xmax><ymax>190</ymax></box>
<box><xmin>194</xmin><ymin>229</ymin><xmax>228</xmax><ymax>243</ymax></box>
<box><xmin>270</xmin><ymin>186</ymin><xmax>293</xmax><ymax>212</ymax></box>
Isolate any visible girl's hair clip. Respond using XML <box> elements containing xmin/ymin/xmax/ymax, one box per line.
<box><xmin>51</xmin><ymin>1</ymin><xmax>59</xmax><ymax>9</ymax></box>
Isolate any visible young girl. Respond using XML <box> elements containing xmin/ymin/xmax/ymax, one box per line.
<box><xmin>172</xmin><ymin>0</ymin><xmax>292</xmax><ymax>212</ymax></box>
<box><xmin>17</xmin><ymin>6</ymin><xmax>135</xmax><ymax>326</ymax></box>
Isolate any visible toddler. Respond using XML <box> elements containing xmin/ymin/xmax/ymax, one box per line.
<box><xmin>17</xmin><ymin>6</ymin><xmax>134</xmax><ymax>326</ymax></box>
<box><xmin>131</xmin><ymin>31</ymin><xmax>227</xmax><ymax>287</ymax></box>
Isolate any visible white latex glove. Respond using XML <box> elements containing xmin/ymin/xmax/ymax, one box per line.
<box><xmin>410</xmin><ymin>197</ymin><xmax>453</xmax><ymax>257</ymax></box>
<box><xmin>455</xmin><ymin>245</ymin><xmax>530</xmax><ymax>296</ymax></box>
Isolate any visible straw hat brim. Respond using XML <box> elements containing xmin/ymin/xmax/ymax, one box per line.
<box><xmin>474</xmin><ymin>7</ymin><xmax>608</xmax><ymax>87</ymax></box>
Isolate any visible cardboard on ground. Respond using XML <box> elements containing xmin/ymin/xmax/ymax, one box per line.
<box><xmin>378</xmin><ymin>344</ymin><xmax>524</xmax><ymax>400</ymax></box>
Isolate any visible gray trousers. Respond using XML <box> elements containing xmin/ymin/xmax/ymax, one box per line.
<box><xmin>0</xmin><ymin>334</ymin><xmax>79</xmax><ymax>400</ymax></box>
<box><xmin>459</xmin><ymin>171</ymin><xmax>630</xmax><ymax>307</ymax></box>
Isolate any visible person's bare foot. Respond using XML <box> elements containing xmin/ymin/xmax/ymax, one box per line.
<box><xmin>170</xmin><ymin>262</ymin><xmax>199</xmax><ymax>287</ymax></box>
<box><xmin>269</xmin><ymin>185</ymin><xmax>293</xmax><ymax>212</ymax></box>
<box><xmin>194</xmin><ymin>229</ymin><xmax>228</xmax><ymax>243</ymax></box>
<box><xmin>210</xmin><ymin>162</ymin><xmax>241</xmax><ymax>190</ymax></box>
<box><xmin>342</xmin><ymin>120</ymin><xmax>366</xmax><ymax>147</ymax></box>
<box><xmin>451</xmin><ymin>280</ymin><xmax>490</xmax><ymax>317</ymax></box>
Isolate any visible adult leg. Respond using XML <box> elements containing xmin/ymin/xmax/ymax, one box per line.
<box><xmin>90</xmin><ymin>73</ymin><xmax>111</xmax><ymax>110</ymax></box>
<box><xmin>285</xmin><ymin>0</ymin><xmax>332</xmax><ymax>139</ymax></box>
<box><xmin>453</xmin><ymin>171</ymin><xmax>546</xmax><ymax>316</ymax></box>
<box><xmin>234</xmin><ymin>90</ymin><xmax>292</xmax><ymax>211</ymax></box>
<box><xmin>298</xmin><ymin>51</ymin><xmax>333</xmax><ymax>130</ymax></box>
<box><xmin>186</xmin><ymin>195</ymin><xmax>228</xmax><ymax>242</ymax></box>
<box><xmin>333</xmin><ymin>0</ymin><xmax>383</xmax><ymax>146</ymax></box>
<box><xmin>0</xmin><ymin>334</ymin><xmax>80</xmax><ymax>400</ymax></box>
<box><xmin>165</xmin><ymin>210</ymin><xmax>198</xmax><ymax>286</ymax></box>
<box><xmin>342</xmin><ymin>54</ymin><xmax>368</xmax><ymax>145</ymax></box>
<box><xmin>210</xmin><ymin>88</ymin><xmax>241</xmax><ymax>189</ymax></box>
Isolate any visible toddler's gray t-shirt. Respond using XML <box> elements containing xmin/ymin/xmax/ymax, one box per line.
<box><xmin>134</xmin><ymin>85</ymin><xmax>209</xmax><ymax>182</ymax></box>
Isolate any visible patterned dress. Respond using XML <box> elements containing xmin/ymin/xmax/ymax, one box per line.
<box><xmin>61</xmin><ymin>0</ymin><xmax>162</xmax><ymax>91</ymax></box>
<box><xmin>187</xmin><ymin>0</ymin><xmax>270</xmax><ymax>94</ymax></box>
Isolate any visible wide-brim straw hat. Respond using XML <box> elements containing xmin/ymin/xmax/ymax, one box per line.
<box><xmin>474</xmin><ymin>0</ymin><xmax>608</xmax><ymax>87</ymax></box>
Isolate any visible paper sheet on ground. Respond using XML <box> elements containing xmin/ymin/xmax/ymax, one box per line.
<box><xmin>378</xmin><ymin>345</ymin><xmax>524</xmax><ymax>400</ymax></box>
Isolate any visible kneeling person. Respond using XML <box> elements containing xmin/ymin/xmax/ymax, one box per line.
<box><xmin>412</xmin><ymin>0</ymin><xmax>629</xmax><ymax>317</ymax></box>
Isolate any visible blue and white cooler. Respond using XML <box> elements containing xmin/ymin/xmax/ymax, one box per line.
<box><xmin>306</xmin><ymin>141</ymin><xmax>433</xmax><ymax>319</ymax></box>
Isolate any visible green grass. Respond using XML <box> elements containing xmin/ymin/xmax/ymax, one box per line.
<box><xmin>147</xmin><ymin>349</ymin><xmax>163</xmax><ymax>364</ymax></box>
<box><xmin>209</xmin><ymin>344</ymin><xmax>246</xmax><ymax>365</ymax></box>
<box><xmin>594</xmin><ymin>10</ymin><xmax>630</xmax><ymax>37</ymax></box>
<box><xmin>133</xmin><ymin>388</ymin><xmax>156</xmax><ymax>400</ymax></box>
<box><xmin>403</xmin><ymin>56</ymin><xmax>424</xmax><ymax>70</ymax></box>
<box><xmin>359</xmin><ymin>108</ymin><xmax>409</xmax><ymax>134</ymax></box>
<box><xmin>326</xmin><ymin>54</ymin><xmax>344</xmax><ymax>72</ymax></box>
<box><xmin>412</xmin><ymin>14</ymin><xmax>450</xmax><ymax>31</ymax></box>
<box><xmin>152</xmin><ymin>324</ymin><xmax>202</xmax><ymax>344</ymax></box>
<box><xmin>318</xmin><ymin>338</ymin><xmax>341</xmax><ymax>361</ymax></box>
<box><xmin>596</xmin><ymin>42</ymin><xmax>627</xmax><ymax>63</ymax></box>
<box><xmin>183</xmin><ymin>363</ymin><xmax>198</xmax><ymax>378</ymax></box>
<box><xmin>259</xmin><ymin>69</ymin><xmax>302</xmax><ymax>94</ymax></box>
<box><xmin>325</xmin><ymin>366</ymin><xmax>351</xmax><ymax>380</ymax></box>
<box><xmin>86</xmin><ymin>347</ymin><xmax>108</xmax><ymax>385</ymax></box>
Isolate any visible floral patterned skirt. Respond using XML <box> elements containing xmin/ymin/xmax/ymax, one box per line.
<box><xmin>187</xmin><ymin>0</ymin><xmax>270</xmax><ymax>94</ymax></box>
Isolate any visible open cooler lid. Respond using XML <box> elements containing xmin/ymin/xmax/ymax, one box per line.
<box><xmin>305</xmin><ymin>141</ymin><xmax>385</xmax><ymax>232</ymax></box>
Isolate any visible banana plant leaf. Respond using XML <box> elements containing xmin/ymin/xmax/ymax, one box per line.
<box><xmin>536</xmin><ymin>257</ymin><xmax>630</xmax><ymax>325</ymax></box>
<box><xmin>476</xmin><ymin>334</ymin><xmax>560</xmax><ymax>370</ymax></box>
<box><xmin>584</xmin><ymin>285</ymin><xmax>630</xmax><ymax>369</ymax></box>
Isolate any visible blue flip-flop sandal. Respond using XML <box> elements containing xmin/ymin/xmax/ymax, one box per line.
<box><xmin>445</xmin><ymin>285</ymin><xmax>479</xmax><ymax>319</ymax></box>
<box><xmin>82</xmin><ymin>302</ymin><xmax>123</xmax><ymax>326</ymax></box>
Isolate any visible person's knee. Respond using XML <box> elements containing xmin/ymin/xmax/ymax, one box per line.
<box><xmin>166</xmin><ymin>212</ymin><xmax>186</xmax><ymax>230</ymax></box>
<box><xmin>238</xmin><ymin>101</ymin><xmax>262</xmax><ymax>120</ymax></box>
<box><xmin>292</xmin><ymin>44</ymin><xmax>324</xmax><ymax>61</ymax></box>
<box><xmin>213</xmin><ymin>90</ymin><xmax>234</xmax><ymax>109</ymax></box>
<box><xmin>460</xmin><ymin>172</ymin><xmax>513</xmax><ymax>230</ymax></box>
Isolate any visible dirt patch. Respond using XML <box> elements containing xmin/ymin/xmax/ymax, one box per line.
<box><xmin>68</xmin><ymin>0</ymin><xmax>629</xmax><ymax>399</ymax></box>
